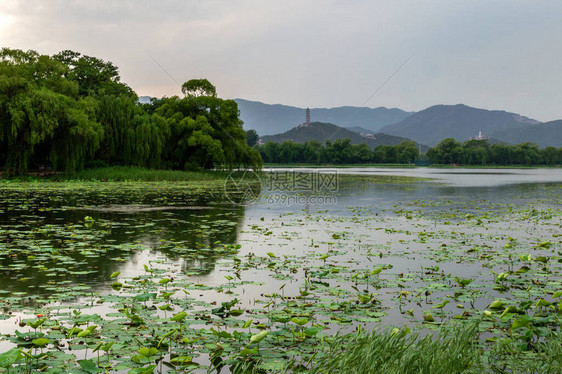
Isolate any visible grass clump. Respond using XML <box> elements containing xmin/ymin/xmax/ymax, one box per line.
<box><xmin>311</xmin><ymin>324</ymin><xmax>483</xmax><ymax>374</ymax></box>
<box><xmin>311</xmin><ymin>323</ymin><xmax>562</xmax><ymax>373</ymax></box>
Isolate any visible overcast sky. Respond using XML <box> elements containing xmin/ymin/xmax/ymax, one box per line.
<box><xmin>1</xmin><ymin>0</ymin><xmax>562</xmax><ymax>121</ymax></box>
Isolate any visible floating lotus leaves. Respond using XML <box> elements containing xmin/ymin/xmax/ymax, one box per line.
<box><xmin>170</xmin><ymin>355</ymin><xmax>197</xmax><ymax>366</ymax></box>
<box><xmin>128</xmin><ymin>364</ymin><xmax>157</xmax><ymax>374</ymax></box>
<box><xmin>78</xmin><ymin>359</ymin><xmax>104</xmax><ymax>373</ymax></box>
<box><xmin>138</xmin><ymin>347</ymin><xmax>159</xmax><ymax>358</ymax></box>
<box><xmin>0</xmin><ymin>348</ymin><xmax>23</xmax><ymax>368</ymax></box>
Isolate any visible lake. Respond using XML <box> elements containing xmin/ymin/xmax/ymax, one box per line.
<box><xmin>0</xmin><ymin>168</ymin><xmax>560</xmax><ymax>372</ymax></box>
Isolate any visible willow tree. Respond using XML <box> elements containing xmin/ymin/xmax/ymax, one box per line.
<box><xmin>48</xmin><ymin>96</ymin><xmax>104</xmax><ymax>172</ymax></box>
<box><xmin>0</xmin><ymin>48</ymin><xmax>103</xmax><ymax>173</ymax></box>
<box><xmin>154</xmin><ymin>80</ymin><xmax>261</xmax><ymax>170</ymax></box>
<box><xmin>124</xmin><ymin>113</ymin><xmax>170</xmax><ymax>168</ymax></box>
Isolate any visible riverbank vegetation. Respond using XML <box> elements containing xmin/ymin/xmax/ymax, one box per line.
<box><xmin>0</xmin><ymin>166</ymin><xmax>231</xmax><ymax>183</ymax></box>
<box><xmin>57</xmin><ymin>166</ymin><xmax>229</xmax><ymax>182</ymax></box>
<box><xmin>257</xmin><ymin>139</ymin><xmax>419</xmax><ymax>164</ymax></box>
<box><xmin>427</xmin><ymin>138</ymin><xmax>562</xmax><ymax>166</ymax></box>
<box><xmin>0</xmin><ymin>48</ymin><xmax>260</xmax><ymax>175</ymax></box>
<box><xmin>311</xmin><ymin>323</ymin><xmax>562</xmax><ymax>374</ymax></box>
<box><xmin>257</xmin><ymin>138</ymin><xmax>562</xmax><ymax>166</ymax></box>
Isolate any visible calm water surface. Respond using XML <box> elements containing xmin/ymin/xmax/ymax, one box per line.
<box><xmin>1</xmin><ymin>167</ymin><xmax>560</xmax><ymax>296</ymax></box>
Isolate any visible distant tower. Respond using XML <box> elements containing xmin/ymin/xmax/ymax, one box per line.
<box><xmin>305</xmin><ymin>107</ymin><xmax>310</xmax><ymax>125</ymax></box>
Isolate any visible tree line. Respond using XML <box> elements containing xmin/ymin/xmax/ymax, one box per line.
<box><xmin>0</xmin><ymin>48</ymin><xmax>260</xmax><ymax>174</ymax></box>
<box><xmin>257</xmin><ymin>139</ymin><xmax>419</xmax><ymax>164</ymax></box>
<box><xmin>427</xmin><ymin>138</ymin><xmax>562</xmax><ymax>166</ymax></box>
<box><xmin>257</xmin><ymin>137</ymin><xmax>562</xmax><ymax>166</ymax></box>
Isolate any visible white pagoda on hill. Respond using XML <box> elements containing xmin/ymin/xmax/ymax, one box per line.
<box><xmin>469</xmin><ymin>131</ymin><xmax>488</xmax><ymax>141</ymax></box>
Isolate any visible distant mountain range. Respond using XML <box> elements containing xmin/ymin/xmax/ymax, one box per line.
<box><xmin>379</xmin><ymin>104</ymin><xmax>541</xmax><ymax>146</ymax></box>
<box><xmin>260</xmin><ymin>122</ymin><xmax>427</xmax><ymax>151</ymax></box>
<box><xmin>235</xmin><ymin>99</ymin><xmax>412</xmax><ymax>136</ymax></box>
<box><xmin>138</xmin><ymin>96</ymin><xmax>152</xmax><ymax>104</ymax></box>
<box><xmin>139</xmin><ymin>96</ymin><xmax>562</xmax><ymax>148</ymax></box>
<box><xmin>490</xmin><ymin>120</ymin><xmax>562</xmax><ymax>148</ymax></box>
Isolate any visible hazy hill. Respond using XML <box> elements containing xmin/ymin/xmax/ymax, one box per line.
<box><xmin>379</xmin><ymin>104</ymin><xmax>541</xmax><ymax>146</ymax></box>
<box><xmin>347</xmin><ymin>126</ymin><xmax>376</xmax><ymax>134</ymax></box>
<box><xmin>235</xmin><ymin>99</ymin><xmax>413</xmax><ymax>136</ymax></box>
<box><xmin>260</xmin><ymin>122</ymin><xmax>425</xmax><ymax>150</ymax></box>
<box><xmin>491</xmin><ymin>120</ymin><xmax>562</xmax><ymax>148</ymax></box>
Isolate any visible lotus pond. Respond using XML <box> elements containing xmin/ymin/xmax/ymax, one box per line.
<box><xmin>0</xmin><ymin>169</ymin><xmax>561</xmax><ymax>373</ymax></box>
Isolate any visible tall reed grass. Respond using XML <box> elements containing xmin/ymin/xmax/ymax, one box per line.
<box><xmin>309</xmin><ymin>324</ymin><xmax>562</xmax><ymax>373</ymax></box>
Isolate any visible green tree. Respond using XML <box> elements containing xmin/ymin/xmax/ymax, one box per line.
<box><xmin>513</xmin><ymin>142</ymin><xmax>540</xmax><ymax>165</ymax></box>
<box><xmin>245</xmin><ymin>129</ymin><xmax>259</xmax><ymax>147</ymax></box>
<box><xmin>0</xmin><ymin>48</ymin><xmax>103</xmax><ymax>173</ymax></box>
<box><xmin>427</xmin><ymin>138</ymin><xmax>463</xmax><ymax>164</ymax></box>
<box><xmin>53</xmin><ymin>50</ymin><xmax>134</xmax><ymax>98</ymax></box>
<box><xmin>490</xmin><ymin>143</ymin><xmax>511</xmax><ymax>165</ymax></box>
<box><xmin>154</xmin><ymin>84</ymin><xmax>260</xmax><ymax>170</ymax></box>
<box><xmin>259</xmin><ymin>142</ymin><xmax>280</xmax><ymax>163</ymax></box>
<box><xmin>540</xmin><ymin>146</ymin><xmax>561</xmax><ymax>165</ymax></box>
<box><xmin>396</xmin><ymin>140</ymin><xmax>419</xmax><ymax>163</ymax></box>
<box><xmin>94</xmin><ymin>94</ymin><xmax>169</xmax><ymax>168</ymax></box>
<box><xmin>326</xmin><ymin>139</ymin><xmax>353</xmax><ymax>163</ymax></box>
<box><xmin>350</xmin><ymin>143</ymin><xmax>373</xmax><ymax>163</ymax></box>
<box><xmin>181</xmin><ymin>79</ymin><xmax>217</xmax><ymax>98</ymax></box>
<box><xmin>303</xmin><ymin>140</ymin><xmax>324</xmax><ymax>164</ymax></box>
<box><xmin>373</xmin><ymin>145</ymin><xmax>397</xmax><ymax>163</ymax></box>
<box><xmin>461</xmin><ymin>139</ymin><xmax>489</xmax><ymax>165</ymax></box>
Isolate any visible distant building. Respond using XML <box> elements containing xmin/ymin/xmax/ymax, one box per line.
<box><xmin>299</xmin><ymin>107</ymin><xmax>311</xmax><ymax>127</ymax></box>
<box><xmin>361</xmin><ymin>133</ymin><xmax>376</xmax><ymax>139</ymax></box>
<box><xmin>298</xmin><ymin>107</ymin><xmax>311</xmax><ymax>128</ymax></box>
<box><xmin>469</xmin><ymin>131</ymin><xmax>488</xmax><ymax>141</ymax></box>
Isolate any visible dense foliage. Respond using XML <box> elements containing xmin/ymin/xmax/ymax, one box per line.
<box><xmin>258</xmin><ymin>137</ymin><xmax>562</xmax><ymax>166</ymax></box>
<box><xmin>427</xmin><ymin>138</ymin><xmax>562</xmax><ymax>166</ymax></box>
<box><xmin>258</xmin><ymin>139</ymin><xmax>419</xmax><ymax>164</ymax></box>
<box><xmin>0</xmin><ymin>48</ymin><xmax>261</xmax><ymax>174</ymax></box>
